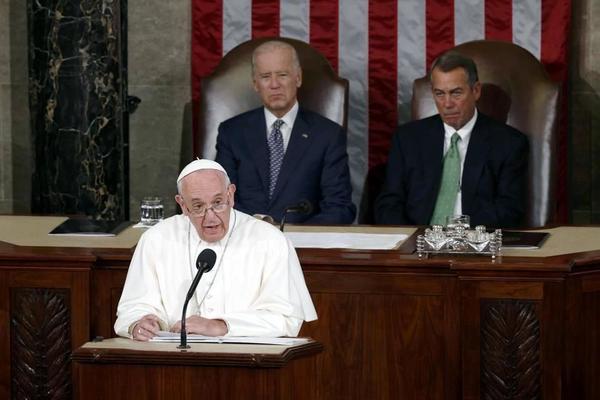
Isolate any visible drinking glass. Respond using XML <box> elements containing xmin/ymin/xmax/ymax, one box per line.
<box><xmin>140</xmin><ymin>197</ymin><xmax>164</xmax><ymax>226</ymax></box>
<box><xmin>445</xmin><ymin>214</ymin><xmax>470</xmax><ymax>230</ymax></box>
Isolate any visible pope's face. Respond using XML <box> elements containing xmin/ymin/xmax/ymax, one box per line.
<box><xmin>253</xmin><ymin>46</ymin><xmax>302</xmax><ymax>118</ymax></box>
<box><xmin>175</xmin><ymin>170</ymin><xmax>235</xmax><ymax>243</ymax></box>
<box><xmin>431</xmin><ymin>66</ymin><xmax>481</xmax><ymax>130</ymax></box>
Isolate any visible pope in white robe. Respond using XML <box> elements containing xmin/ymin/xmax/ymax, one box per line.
<box><xmin>114</xmin><ymin>159</ymin><xmax>317</xmax><ymax>340</ymax></box>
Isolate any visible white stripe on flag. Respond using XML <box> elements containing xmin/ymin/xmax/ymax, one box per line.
<box><xmin>397</xmin><ymin>0</ymin><xmax>427</xmax><ymax>124</ymax></box>
<box><xmin>339</xmin><ymin>0</ymin><xmax>369</xmax><ymax>210</ymax></box>
<box><xmin>455</xmin><ymin>0</ymin><xmax>485</xmax><ymax>45</ymax></box>
<box><xmin>513</xmin><ymin>0</ymin><xmax>541</xmax><ymax>59</ymax></box>
<box><xmin>280</xmin><ymin>0</ymin><xmax>310</xmax><ymax>42</ymax></box>
<box><xmin>223</xmin><ymin>0</ymin><xmax>252</xmax><ymax>55</ymax></box>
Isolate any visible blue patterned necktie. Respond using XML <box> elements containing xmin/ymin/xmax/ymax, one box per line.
<box><xmin>267</xmin><ymin>119</ymin><xmax>285</xmax><ymax>199</ymax></box>
<box><xmin>430</xmin><ymin>133</ymin><xmax>461</xmax><ymax>225</ymax></box>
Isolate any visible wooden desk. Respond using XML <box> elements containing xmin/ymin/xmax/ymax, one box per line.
<box><xmin>1</xmin><ymin>217</ymin><xmax>600</xmax><ymax>399</ymax></box>
<box><xmin>72</xmin><ymin>338</ymin><xmax>322</xmax><ymax>399</ymax></box>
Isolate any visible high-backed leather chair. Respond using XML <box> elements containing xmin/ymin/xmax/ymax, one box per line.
<box><xmin>412</xmin><ymin>40</ymin><xmax>560</xmax><ymax>227</ymax></box>
<box><xmin>196</xmin><ymin>37</ymin><xmax>349</xmax><ymax>161</ymax></box>
<box><xmin>360</xmin><ymin>40</ymin><xmax>559</xmax><ymax>226</ymax></box>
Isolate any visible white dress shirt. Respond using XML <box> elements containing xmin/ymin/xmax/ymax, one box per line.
<box><xmin>442</xmin><ymin>109</ymin><xmax>478</xmax><ymax>216</ymax></box>
<box><xmin>264</xmin><ymin>101</ymin><xmax>299</xmax><ymax>151</ymax></box>
<box><xmin>114</xmin><ymin>209</ymin><xmax>317</xmax><ymax>338</ymax></box>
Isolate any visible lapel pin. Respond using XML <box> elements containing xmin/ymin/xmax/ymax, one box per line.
<box><xmin>302</xmin><ymin>133</ymin><xmax>309</xmax><ymax>138</ymax></box>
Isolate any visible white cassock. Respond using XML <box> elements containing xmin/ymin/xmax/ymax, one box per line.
<box><xmin>114</xmin><ymin>209</ymin><xmax>317</xmax><ymax>338</ymax></box>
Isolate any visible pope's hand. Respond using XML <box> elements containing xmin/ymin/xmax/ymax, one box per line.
<box><xmin>170</xmin><ymin>315</ymin><xmax>228</xmax><ymax>336</ymax></box>
<box><xmin>132</xmin><ymin>314</ymin><xmax>161</xmax><ymax>341</ymax></box>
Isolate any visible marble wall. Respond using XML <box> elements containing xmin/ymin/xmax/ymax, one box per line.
<box><xmin>127</xmin><ymin>0</ymin><xmax>191</xmax><ymax>220</ymax></box>
<box><xmin>29</xmin><ymin>0</ymin><xmax>126</xmax><ymax>220</ymax></box>
<box><xmin>1</xmin><ymin>1</ymin><xmax>30</xmax><ymax>214</ymax></box>
<box><xmin>571</xmin><ymin>0</ymin><xmax>600</xmax><ymax>223</ymax></box>
<box><xmin>0</xmin><ymin>0</ymin><xmax>10</xmax><ymax>212</ymax></box>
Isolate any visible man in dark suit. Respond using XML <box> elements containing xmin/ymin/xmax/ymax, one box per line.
<box><xmin>216</xmin><ymin>40</ymin><xmax>355</xmax><ymax>224</ymax></box>
<box><xmin>375</xmin><ymin>51</ymin><xmax>528</xmax><ymax>228</ymax></box>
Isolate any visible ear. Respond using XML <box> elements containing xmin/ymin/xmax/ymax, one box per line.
<box><xmin>175</xmin><ymin>194</ymin><xmax>188</xmax><ymax>216</ymax></box>
<box><xmin>227</xmin><ymin>184</ymin><xmax>236</xmax><ymax>208</ymax></box>
<box><xmin>296</xmin><ymin>69</ymin><xmax>302</xmax><ymax>88</ymax></box>
<box><xmin>253</xmin><ymin>76</ymin><xmax>259</xmax><ymax>93</ymax></box>
<box><xmin>472</xmin><ymin>81</ymin><xmax>482</xmax><ymax>101</ymax></box>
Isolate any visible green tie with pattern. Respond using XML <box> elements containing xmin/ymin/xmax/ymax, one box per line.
<box><xmin>430</xmin><ymin>133</ymin><xmax>461</xmax><ymax>225</ymax></box>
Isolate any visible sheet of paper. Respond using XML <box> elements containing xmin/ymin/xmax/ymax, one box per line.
<box><xmin>284</xmin><ymin>232</ymin><xmax>408</xmax><ymax>250</ymax></box>
<box><xmin>150</xmin><ymin>331</ymin><xmax>309</xmax><ymax>346</ymax></box>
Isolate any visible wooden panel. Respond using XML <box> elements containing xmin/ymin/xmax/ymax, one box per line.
<box><xmin>462</xmin><ymin>279</ymin><xmax>564</xmax><ymax>400</ymax></box>
<box><xmin>10</xmin><ymin>288</ymin><xmax>72</xmax><ymax>399</ymax></box>
<box><xmin>305</xmin><ymin>270</ymin><xmax>446</xmax><ymax>295</ymax></box>
<box><xmin>580</xmin><ymin>289</ymin><xmax>600</xmax><ymax>399</ymax></box>
<box><xmin>581</xmin><ymin>275</ymin><xmax>600</xmax><ymax>292</ymax></box>
<box><xmin>0</xmin><ymin>271</ymin><xmax>9</xmax><ymax>399</ymax></box>
<box><xmin>540</xmin><ymin>282</ymin><xmax>563</xmax><ymax>400</ymax></box>
<box><xmin>73</xmin><ymin>351</ymin><xmax>320</xmax><ymax>400</ymax></box>
<box><xmin>3</xmin><ymin>231</ymin><xmax>600</xmax><ymax>399</ymax></box>
<box><xmin>480</xmin><ymin>299</ymin><xmax>541</xmax><ymax>399</ymax></box>
<box><xmin>91</xmin><ymin>269</ymin><xmax>127</xmax><ymax>339</ymax></box>
<box><xmin>0</xmin><ymin>266</ymin><xmax>91</xmax><ymax>400</ymax></box>
<box><xmin>479</xmin><ymin>281</ymin><xmax>544</xmax><ymax>299</ymax></box>
<box><xmin>300</xmin><ymin>275</ymin><xmax>456</xmax><ymax>400</ymax></box>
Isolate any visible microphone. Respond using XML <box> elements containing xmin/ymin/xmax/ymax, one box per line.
<box><xmin>178</xmin><ymin>249</ymin><xmax>217</xmax><ymax>349</ymax></box>
<box><xmin>279</xmin><ymin>200</ymin><xmax>313</xmax><ymax>232</ymax></box>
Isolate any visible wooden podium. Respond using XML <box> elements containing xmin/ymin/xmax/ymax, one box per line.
<box><xmin>4</xmin><ymin>217</ymin><xmax>600</xmax><ymax>399</ymax></box>
<box><xmin>72</xmin><ymin>338</ymin><xmax>323</xmax><ymax>399</ymax></box>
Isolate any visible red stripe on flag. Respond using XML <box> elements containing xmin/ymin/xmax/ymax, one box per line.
<box><xmin>368</xmin><ymin>0</ymin><xmax>398</xmax><ymax>168</ymax></box>
<box><xmin>252</xmin><ymin>0</ymin><xmax>280</xmax><ymax>38</ymax></box>
<box><xmin>309</xmin><ymin>0</ymin><xmax>339</xmax><ymax>71</ymax></box>
<box><xmin>542</xmin><ymin>0</ymin><xmax>572</xmax><ymax>223</ymax></box>
<box><xmin>541</xmin><ymin>0</ymin><xmax>571</xmax><ymax>82</ymax></box>
<box><xmin>191</xmin><ymin>0</ymin><xmax>223</xmax><ymax>101</ymax></box>
<box><xmin>191</xmin><ymin>0</ymin><xmax>223</xmax><ymax>156</ymax></box>
<box><xmin>485</xmin><ymin>0</ymin><xmax>512</xmax><ymax>41</ymax></box>
<box><xmin>425</xmin><ymin>0</ymin><xmax>454</xmax><ymax>69</ymax></box>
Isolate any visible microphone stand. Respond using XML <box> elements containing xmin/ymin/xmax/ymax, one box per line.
<box><xmin>178</xmin><ymin>268</ymin><xmax>205</xmax><ymax>349</ymax></box>
<box><xmin>279</xmin><ymin>201</ymin><xmax>312</xmax><ymax>232</ymax></box>
<box><xmin>279</xmin><ymin>213</ymin><xmax>289</xmax><ymax>232</ymax></box>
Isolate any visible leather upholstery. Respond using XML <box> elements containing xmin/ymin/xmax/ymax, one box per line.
<box><xmin>361</xmin><ymin>40</ymin><xmax>559</xmax><ymax>227</ymax></box>
<box><xmin>196</xmin><ymin>37</ymin><xmax>349</xmax><ymax>161</ymax></box>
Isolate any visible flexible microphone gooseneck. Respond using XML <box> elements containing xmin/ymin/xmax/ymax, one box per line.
<box><xmin>178</xmin><ymin>248</ymin><xmax>217</xmax><ymax>349</ymax></box>
<box><xmin>279</xmin><ymin>200</ymin><xmax>313</xmax><ymax>232</ymax></box>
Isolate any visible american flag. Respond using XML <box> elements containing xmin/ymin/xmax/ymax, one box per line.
<box><xmin>192</xmin><ymin>0</ymin><xmax>571</xmax><ymax>220</ymax></box>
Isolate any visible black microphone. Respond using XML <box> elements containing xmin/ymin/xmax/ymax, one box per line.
<box><xmin>279</xmin><ymin>200</ymin><xmax>313</xmax><ymax>232</ymax></box>
<box><xmin>178</xmin><ymin>249</ymin><xmax>217</xmax><ymax>349</ymax></box>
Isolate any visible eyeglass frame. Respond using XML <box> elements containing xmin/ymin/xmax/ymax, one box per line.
<box><xmin>179</xmin><ymin>197</ymin><xmax>231</xmax><ymax>217</ymax></box>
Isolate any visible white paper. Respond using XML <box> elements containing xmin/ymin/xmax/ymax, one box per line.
<box><xmin>150</xmin><ymin>331</ymin><xmax>309</xmax><ymax>346</ymax></box>
<box><xmin>284</xmin><ymin>232</ymin><xmax>407</xmax><ymax>250</ymax></box>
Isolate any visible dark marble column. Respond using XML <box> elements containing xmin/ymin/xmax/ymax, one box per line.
<box><xmin>29</xmin><ymin>0</ymin><xmax>127</xmax><ymax>220</ymax></box>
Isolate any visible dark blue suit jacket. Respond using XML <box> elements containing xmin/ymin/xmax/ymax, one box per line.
<box><xmin>375</xmin><ymin>113</ymin><xmax>529</xmax><ymax>228</ymax></box>
<box><xmin>216</xmin><ymin>107</ymin><xmax>356</xmax><ymax>224</ymax></box>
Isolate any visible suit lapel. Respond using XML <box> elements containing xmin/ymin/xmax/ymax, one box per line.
<box><xmin>270</xmin><ymin>110</ymin><xmax>313</xmax><ymax>203</ymax></box>
<box><xmin>244</xmin><ymin>109</ymin><xmax>270</xmax><ymax>192</ymax></box>
<box><xmin>424</xmin><ymin>117</ymin><xmax>445</xmax><ymax>182</ymax></box>
<box><xmin>423</xmin><ymin>117</ymin><xmax>445</xmax><ymax>215</ymax></box>
<box><xmin>461</xmin><ymin>115</ymin><xmax>491</xmax><ymax>207</ymax></box>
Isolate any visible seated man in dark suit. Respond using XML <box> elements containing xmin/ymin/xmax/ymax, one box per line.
<box><xmin>216</xmin><ymin>40</ymin><xmax>356</xmax><ymax>224</ymax></box>
<box><xmin>375</xmin><ymin>51</ymin><xmax>528</xmax><ymax>228</ymax></box>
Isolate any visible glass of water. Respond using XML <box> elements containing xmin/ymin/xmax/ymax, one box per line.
<box><xmin>446</xmin><ymin>214</ymin><xmax>470</xmax><ymax>230</ymax></box>
<box><xmin>140</xmin><ymin>197</ymin><xmax>164</xmax><ymax>226</ymax></box>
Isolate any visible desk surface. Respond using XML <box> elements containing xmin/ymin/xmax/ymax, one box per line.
<box><xmin>1</xmin><ymin>215</ymin><xmax>600</xmax><ymax>259</ymax></box>
<box><xmin>73</xmin><ymin>337</ymin><xmax>323</xmax><ymax>368</ymax></box>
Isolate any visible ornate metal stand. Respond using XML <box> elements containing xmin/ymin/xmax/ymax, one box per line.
<box><xmin>417</xmin><ymin>225</ymin><xmax>502</xmax><ymax>259</ymax></box>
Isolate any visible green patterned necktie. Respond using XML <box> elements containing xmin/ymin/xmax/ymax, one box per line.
<box><xmin>430</xmin><ymin>133</ymin><xmax>461</xmax><ymax>225</ymax></box>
